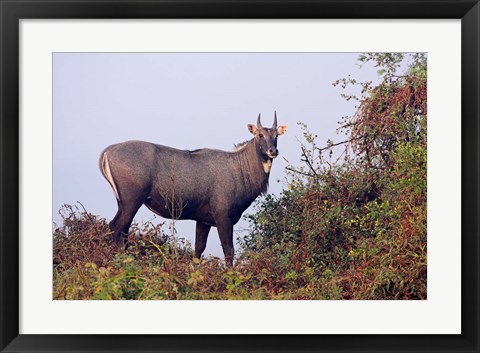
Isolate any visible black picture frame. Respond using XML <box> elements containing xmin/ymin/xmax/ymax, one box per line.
<box><xmin>1</xmin><ymin>1</ymin><xmax>478</xmax><ymax>352</ymax></box>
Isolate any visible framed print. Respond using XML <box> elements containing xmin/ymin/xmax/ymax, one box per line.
<box><xmin>1</xmin><ymin>0</ymin><xmax>479</xmax><ymax>352</ymax></box>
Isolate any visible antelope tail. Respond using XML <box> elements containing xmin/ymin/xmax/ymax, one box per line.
<box><xmin>100</xmin><ymin>151</ymin><xmax>120</xmax><ymax>201</ymax></box>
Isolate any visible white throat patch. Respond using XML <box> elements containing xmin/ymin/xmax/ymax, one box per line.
<box><xmin>263</xmin><ymin>159</ymin><xmax>272</xmax><ymax>173</ymax></box>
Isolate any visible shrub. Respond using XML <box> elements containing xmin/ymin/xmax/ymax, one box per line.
<box><xmin>239</xmin><ymin>53</ymin><xmax>427</xmax><ymax>299</ymax></box>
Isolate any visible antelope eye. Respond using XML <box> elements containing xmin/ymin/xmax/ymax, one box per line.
<box><xmin>259</xmin><ymin>134</ymin><xmax>264</xmax><ymax>138</ymax></box>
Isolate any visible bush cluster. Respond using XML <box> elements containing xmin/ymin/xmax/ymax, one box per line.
<box><xmin>53</xmin><ymin>205</ymin><xmax>277</xmax><ymax>300</ymax></box>
<box><xmin>240</xmin><ymin>53</ymin><xmax>427</xmax><ymax>299</ymax></box>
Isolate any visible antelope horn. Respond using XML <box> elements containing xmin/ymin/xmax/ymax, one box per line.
<box><xmin>272</xmin><ymin>111</ymin><xmax>278</xmax><ymax>129</ymax></box>
<box><xmin>257</xmin><ymin>114</ymin><xmax>263</xmax><ymax>128</ymax></box>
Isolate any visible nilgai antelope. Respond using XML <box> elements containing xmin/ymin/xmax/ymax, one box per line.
<box><xmin>99</xmin><ymin>113</ymin><xmax>287</xmax><ymax>265</ymax></box>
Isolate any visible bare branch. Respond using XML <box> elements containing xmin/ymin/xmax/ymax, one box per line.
<box><xmin>315</xmin><ymin>135</ymin><xmax>365</xmax><ymax>153</ymax></box>
<box><xmin>301</xmin><ymin>146</ymin><xmax>318</xmax><ymax>177</ymax></box>
<box><xmin>285</xmin><ymin>166</ymin><xmax>315</xmax><ymax>178</ymax></box>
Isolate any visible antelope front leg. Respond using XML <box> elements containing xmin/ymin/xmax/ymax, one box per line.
<box><xmin>216</xmin><ymin>220</ymin><xmax>234</xmax><ymax>266</ymax></box>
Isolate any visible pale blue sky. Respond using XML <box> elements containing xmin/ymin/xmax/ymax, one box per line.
<box><xmin>53</xmin><ymin>53</ymin><xmax>385</xmax><ymax>257</ymax></box>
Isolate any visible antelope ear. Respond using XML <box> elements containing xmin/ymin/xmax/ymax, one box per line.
<box><xmin>247</xmin><ymin>124</ymin><xmax>257</xmax><ymax>134</ymax></box>
<box><xmin>277</xmin><ymin>125</ymin><xmax>288</xmax><ymax>135</ymax></box>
